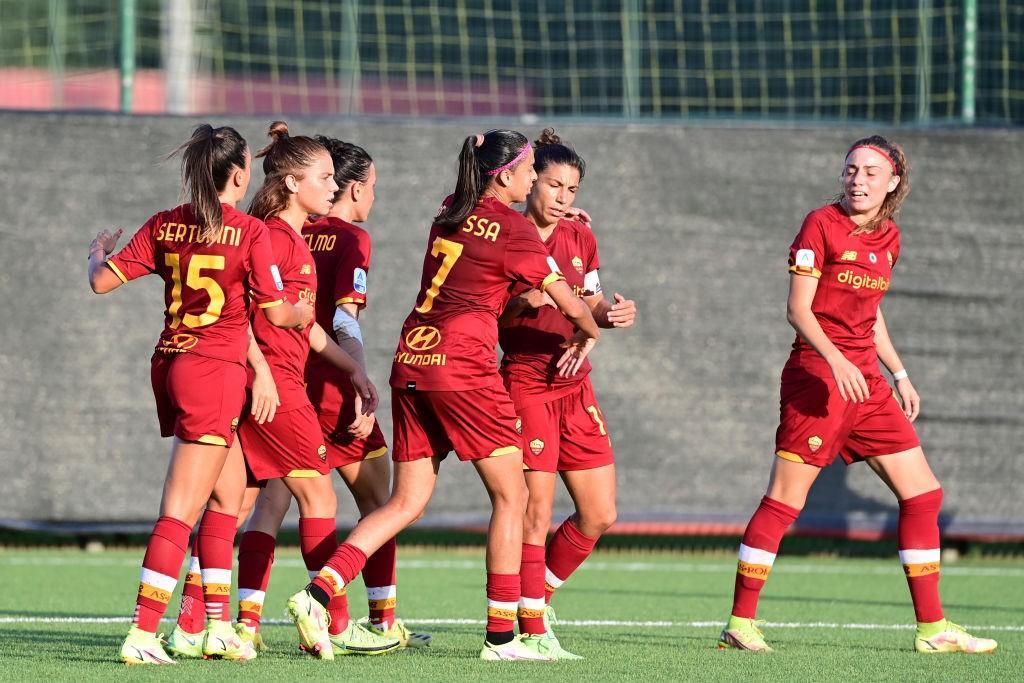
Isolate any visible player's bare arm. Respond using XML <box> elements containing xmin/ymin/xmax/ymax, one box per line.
<box><xmin>87</xmin><ymin>228</ymin><xmax>125</xmax><ymax>293</ymax></box>
<box><xmin>585</xmin><ymin>292</ymin><xmax>637</xmax><ymax>329</ymax></box>
<box><xmin>246</xmin><ymin>325</ymin><xmax>280</xmax><ymax>425</ymax></box>
<box><xmin>787</xmin><ymin>272</ymin><xmax>869</xmax><ymax>403</ymax></box>
<box><xmin>874</xmin><ymin>306</ymin><xmax>920</xmax><ymax>421</ymax></box>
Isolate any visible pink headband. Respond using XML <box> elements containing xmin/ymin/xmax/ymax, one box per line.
<box><xmin>847</xmin><ymin>144</ymin><xmax>898</xmax><ymax>174</ymax></box>
<box><xmin>485</xmin><ymin>143</ymin><xmax>531</xmax><ymax>176</ymax></box>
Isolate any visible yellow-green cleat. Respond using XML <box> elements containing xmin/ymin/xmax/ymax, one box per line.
<box><xmin>915</xmin><ymin>620</ymin><xmax>997</xmax><ymax>654</ymax></box>
<box><xmin>717</xmin><ymin>616</ymin><xmax>773</xmax><ymax>652</ymax></box>
<box><xmin>537</xmin><ymin>605</ymin><xmax>582</xmax><ymax>659</ymax></box>
<box><xmin>202</xmin><ymin>619</ymin><xmax>257</xmax><ymax>661</ymax></box>
<box><xmin>119</xmin><ymin>627</ymin><xmax>176</xmax><ymax>665</ymax></box>
<box><xmin>164</xmin><ymin>624</ymin><xmax>204</xmax><ymax>658</ymax></box>
<box><xmin>286</xmin><ymin>589</ymin><xmax>334</xmax><ymax>660</ymax></box>
<box><xmin>363</xmin><ymin>617</ymin><xmax>432</xmax><ymax>649</ymax></box>
<box><xmin>329</xmin><ymin>619</ymin><xmax>402</xmax><ymax>656</ymax></box>
<box><xmin>235</xmin><ymin>622</ymin><xmax>271</xmax><ymax>652</ymax></box>
<box><xmin>520</xmin><ymin>632</ymin><xmax>583</xmax><ymax>660</ymax></box>
<box><xmin>479</xmin><ymin>633</ymin><xmax>553</xmax><ymax>661</ymax></box>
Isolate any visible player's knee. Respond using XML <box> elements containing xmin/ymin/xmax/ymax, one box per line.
<box><xmin>493</xmin><ymin>479</ymin><xmax>529</xmax><ymax>514</ymax></box>
<box><xmin>577</xmin><ymin>506</ymin><xmax>617</xmax><ymax>536</ymax></box>
<box><xmin>523</xmin><ymin>505</ymin><xmax>552</xmax><ymax>539</ymax></box>
<box><xmin>387</xmin><ymin>492</ymin><xmax>428</xmax><ymax>525</ymax></box>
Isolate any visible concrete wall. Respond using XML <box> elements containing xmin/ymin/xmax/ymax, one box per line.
<box><xmin>1</xmin><ymin>113</ymin><xmax>1021</xmax><ymax>536</ymax></box>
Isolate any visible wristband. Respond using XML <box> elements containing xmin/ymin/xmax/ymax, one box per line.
<box><xmin>892</xmin><ymin>369</ymin><xmax>908</xmax><ymax>381</ymax></box>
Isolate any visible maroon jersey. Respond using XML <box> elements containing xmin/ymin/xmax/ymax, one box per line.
<box><xmin>499</xmin><ymin>218</ymin><xmax>601</xmax><ymax>406</ymax></box>
<box><xmin>302</xmin><ymin>216</ymin><xmax>373</xmax><ymax>414</ymax></box>
<box><xmin>786</xmin><ymin>203</ymin><xmax>901</xmax><ymax>376</ymax></box>
<box><xmin>248</xmin><ymin>216</ymin><xmax>318</xmax><ymax>410</ymax></box>
<box><xmin>107</xmin><ymin>203</ymin><xmax>283</xmax><ymax>365</ymax></box>
<box><xmin>390</xmin><ymin>196</ymin><xmax>564</xmax><ymax>392</ymax></box>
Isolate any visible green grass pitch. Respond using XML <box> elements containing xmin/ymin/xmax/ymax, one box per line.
<box><xmin>0</xmin><ymin>547</ymin><xmax>1019</xmax><ymax>680</ymax></box>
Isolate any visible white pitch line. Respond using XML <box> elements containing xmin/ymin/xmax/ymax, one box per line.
<box><xmin>0</xmin><ymin>616</ymin><xmax>1021</xmax><ymax>632</ymax></box>
<box><xmin>2</xmin><ymin>555</ymin><xmax>1022</xmax><ymax>577</ymax></box>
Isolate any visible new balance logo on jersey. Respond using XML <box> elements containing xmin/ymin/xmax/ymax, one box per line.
<box><xmin>300</xmin><ymin>264</ymin><xmax>312</xmax><ymax>275</ymax></box>
<box><xmin>840</xmin><ymin>250</ymin><xmax>857</xmax><ymax>261</ymax></box>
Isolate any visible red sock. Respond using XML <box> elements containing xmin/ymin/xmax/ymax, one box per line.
<box><xmin>486</xmin><ymin>572</ymin><xmax>520</xmax><ymax>636</ymax></box>
<box><xmin>544</xmin><ymin>517</ymin><xmax>598</xmax><ymax>603</ymax></box>
<box><xmin>236</xmin><ymin>530</ymin><xmax>276</xmax><ymax>630</ymax></box>
<box><xmin>518</xmin><ymin>543</ymin><xmax>547</xmax><ymax>635</ymax></box>
<box><xmin>311</xmin><ymin>542</ymin><xmax>368</xmax><ymax>597</ymax></box>
<box><xmin>363</xmin><ymin>537</ymin><xmax>397</xmax><ymax>628</ymax></box>
<box><xmin>300</xmin><ymin>518</ymin><xmax>349</xmax><ymax>633</ymax></box>
<box><xmin>175</xmin><ymin>542</ymin><xmax>205</xmax><ymax>634</ymax></box>
<box><xmin>133</xmin><ymin>516</ymin><xmax>191</xmax><ymax>633</ymax></box>
<box><xmin>731</xmin><ymin>496</ymin><xmax>800</xmax><ymax>619</ymax></box>
<box><xmin>898</xmin><ymin>488</ymin><xmax>944</xmax><ymax>623</ymax></box>
<box><xmin>197</xmin><ymin>509</ymin><xmax>237</xmax><ymax>623</ymax></box>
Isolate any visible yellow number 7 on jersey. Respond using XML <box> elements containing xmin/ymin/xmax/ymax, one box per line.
<box><xmin>415</xmin><ymin>237</ymin><xmax>464</xmax><ymax>314</ymax></box>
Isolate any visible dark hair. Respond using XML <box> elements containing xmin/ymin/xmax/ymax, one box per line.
<box><xmin>315</xmin><ymin>135</ymin><xmax>372</xmax><ymax>203</ymax></box>
<box><xmin>434</xmin><ymin>129</ymin><xmax>530</xmax><ymax>232</ymax></box>
<box><xmin>533</xmin><ymin>128</ymin><xmax>586</xmax><ymax>181</ymax></box>
<box><xmin>247</xmin><ymin>121</ymin><xmax>328</xmax><ymax>220</ymax></box>
<box><xmin>837</xmin><ymin>135</ymin><xmax>911</xmax><ymax>235</ymax></box>
<box><xmin>167</xmin><ymin>124</ymin><xmax>247</xmax><ymax>242</ymax></box>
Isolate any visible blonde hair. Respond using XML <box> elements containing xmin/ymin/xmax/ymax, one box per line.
<box><xmin>835</xmin><ymin>135</ymin><xmax>911</xmax><ymax>235</ymax></box>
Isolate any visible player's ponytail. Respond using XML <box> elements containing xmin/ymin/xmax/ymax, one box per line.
<box><xmin>248</xmin><ymin>121</ymin><xmax>327</xmax><ymax>220</ymax></box>
<box><xmin>168</xmin><ymin>124</ymin><xmax>247</xmax><ymax>243</ymax></box>
<box><xmin>837</xmin><ymin>135</ymin><xmax>911</xmax><ymax>235</ymax></box>
<box><xmin>435</xmin><ymin>129</ymin><xmax>531</xmax><ymax>232</ymax></box>
<box><xmin>533</xmin><ymin>127</ymin><xmax>586</xmax><ymax>181</ymax></box>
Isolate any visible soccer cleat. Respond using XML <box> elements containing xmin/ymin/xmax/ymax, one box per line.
<box><xmin>235</xmin><ymin>622</ymin><xmax>271</xmax><ymax>652</ymax></box>
<box><xmin>520</xmin><ymin>632</ymin><xmax>583</xmax><ymax>660</ymax></box>
<box><xmin>286</xmin><ymin>589</ymin><xmax>334</xmax><ymax>660</ymax></box>
<box><xmin>717</xmin><ymin>616</ymin><xmax>773</xmax><ymax>652</ymax></box>
<box><xmin>119</xmin><ymin>627</ymin><xmax>176</xmax><ymax>665</ymax></box>
<box><xmin>542</xmin><ymin>604</ymin><xmax>558</xmax><ymax>634</ymax></box>
<box><xmin>202</xmin><ymin>619</ymin><xmax>257</xmax><ymax>661</ymax></box>
<box><xmin>165</xmin><ymin>625</ymin><xmax>204</xmax><ymax>658</ymax></box>
<box><xmin>479</xmin><ymin>633</ymin><xmax>553</xmax><ymax>661</ymax></box>
<box><xmin>914</xmin><ymin>620</ymin><xmax>998</xmax><ymax>654</ymax></box>
<box><xmin>363</xmin><ymin>617</ymin><xmax>432</xmax><ymax>649</ymax></box>
<box><xmin>329</xmin><ymin>619</ymin><xmax>402</xmax><ymax>655</ymax></box>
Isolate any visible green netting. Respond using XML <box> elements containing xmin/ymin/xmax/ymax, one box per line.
<box><xmin>0</xmin><ymin>1</ymin><xmax>1021</xmax><ymax>124</ymax></box>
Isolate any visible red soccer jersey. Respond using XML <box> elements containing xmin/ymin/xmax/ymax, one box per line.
<box><xmin>302</xmin><ymin>216</ymin><xmax>374</xmax><ymax>414</ymax></box>
<box><xmin>106</xmin><ymin>203</ymin><xmax>283</xmax><ymax>365</ymax></box>
<box><xmin>499</xmin><ymin>218</ymin><xmax>601</xmax><ymax>405</ymax></box>
<box><xmin>786</xmin><ymin>203</ymin><xmax>901</xmax><ymax>376</ymax></box>
<box><xmin>248</xmin><ymin>216</ymin><xmax>318</xmax><ymax>410</ymax></box>
<box><xmin>390</xmin><ymin>196</ymin><xmax>564</xmax><ymax>392</ymax></box>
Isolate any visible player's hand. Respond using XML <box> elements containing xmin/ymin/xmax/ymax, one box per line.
<box><xmin>295</xmin><ymin>297</ymin><xmax>315</xmax><ymax>330</ymax></box>
<box><xmin>90</xmin><ymin>228</ymin><xmax>123</xmax><ymax>256</ymax></box>
<box><xmin>556</xmin><ymin>331</ymin><xmax>597</xmax><ymax>378</ymax></box>
<box><xmin>829</xmin><ymin>356</ymin><xmax>870</xmax><ymax>403</ymax></box>
<box><xmin>895</xmin><ymin>377</ymin><xmax>920</xmax><ymax>422</ymax></box>
<box><xmin>523</xmin><ymin>288</ymin><xmax>556</xmax><ymax>309</ymax></box>
<box><xmin>607</xmin><ymin>292</ymin><xmax>636</xmax><ymax>328</ymax></box>
<box><xmin>349</xmin><ymin>370</ymin><xmax>379</xmax><ymax>415</ymax></box>
<box><xmin>347</xmin><ymin>400</ymin><xmax>376</xmax><ymax>440</ymax></box>
<box><xmin>564</xmin><ymin>207</ymin><xmax>592</xmax><ymax>225</ymax></box>
<box><xmin>250</xmin><ymin>368</ymin><xmax>280</xmax><ymax>424</ymax></box>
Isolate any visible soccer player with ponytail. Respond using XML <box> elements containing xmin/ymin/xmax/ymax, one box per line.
<box><xmin>88</xmin><ymin>124</ymin><xmax>314</xmax><ymax>664</ymax></box>
<box><xmin>498</xmin><ymin>128</ymin><xmax>637</xmax><ymax>659</ymax></box>
<box><xmin>718</xmin><ymin>136</ymin><xmax>997</xmax><ymax>654</ymax></box>
<box><xmin>286</xmin><ymin>130</ymin><xmax>600</xmax><ymax>661</ymax></box>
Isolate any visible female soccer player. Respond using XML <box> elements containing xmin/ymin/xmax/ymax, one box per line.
<box><xmin>88</xmin><ymin>124</ymin><xmax>314</xmax><ymax>664</ymax></box>
<box><xmin>497</xmin><ymin>129</ymin><xmax>637</xmax><ymax>659</ymax></box>
<box><xmin>229</xmin><ymin>135</ymin><xmax>428</xmax><ymax>651</ymax></box>
<box><xmin>717</xmin><ymin>136</ymin><xmax>997</xmax><ymax>654</ymax></box>
<box><xmin>284</xmin><ymin>130</ymin><xmax>601</xmax><ymax>661</ymax></box>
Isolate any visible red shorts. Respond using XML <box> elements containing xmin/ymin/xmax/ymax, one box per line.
<box><xmin>238</xmin><ymin>402</ymin><xmax>329</xmax><ymax>482</ymax></box>
<box><xmin>775</xmin><ymin>367</ymin><xmax>920</xmax><ymax>467</ymax></box>
<box><xmin>515</xmin><ymin>378</ymin><xmax>614</xmax><ymax>473</ymax></box>
<box><xmin>316</xmin><ymin>410</ymin><xmax>389</xmax><ymax>469</ymax></box>
<box><xmin>391</xmin><ymin>378</ymin><xmax>522</xmax><ymax>462</ymax></box>
<box><xmin>151</xmin><ymin>353</ymin><xmax>245</xmax><ymax>447</ymax></box>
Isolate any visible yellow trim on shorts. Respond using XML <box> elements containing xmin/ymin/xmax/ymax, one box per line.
<box><xmin>106</xmin><ymin>261</ymin><xmax>128</xmax><ymax>283</ymax></box>
<box><xmin>488</xmin><ymin>445</ymin><xmax>521</xmax><ymax>458</ymax></box>
<box><xmin>365</xmin><ymin>446</ymin><xmax>388</xmax><ymax>460</ymax></box>
<box><xmin>197</xmin><ymin>434</ymin><xmax>228</xmax><ymax>446</ymax></box>
<box><xmin>775</xmin><ymin>449</ymin><xmax>806</xmax><ymax>463</ymax></box>
<box><xmin>257</xmin><ymin>298</ymin><xmax>284</xmax><ymax>309</ymax></box>
<box><xmin>286</xmin><ymin>469</ymin><xmax>323</xmax><ymax>478</ymax></box>
<box><xmin>540</xmin><ymin>272</ymin><xmax>564</xmax><ymax>291</ymax></box>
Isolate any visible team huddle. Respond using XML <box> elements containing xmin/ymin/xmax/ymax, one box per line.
<box><xmin>88</xmin><ymin>123</ymin><xmax>995</xmax><ymax>665</ymax></box>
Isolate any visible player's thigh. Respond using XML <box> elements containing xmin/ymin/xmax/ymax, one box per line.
<box><xmin>283</xmin><ymin>473</ymin><xmax>337</xmax><ymax>519</ymax></box>
<box><xmin>244</xmin><ymin>478</ymin><xmax>292</xmax><ymax>535</ymax></box>
<box><xmin>207</xmin><ymin>437</ymin><xmax>248</xmax><ymax>515</ymax></box>
<box><xmin>561</xmin><ymin>463</ymin><xmax>617</xmax><ymax>532</ymax></box>
<box><xmin>867</xmin><ymin>446</ymin><xmax>940</xmax><ymax>501</ymax></box>
<box><xmin>337</xmin><ymin>451</ymin><xmax>392</xmax><ymax>514</ymax></box>
<box><xmin>765</xmin><ymin>457</ymin><xmax>822</xmax><ymax>511</ymax></box>
<box><xmin>160</xmin><ymin>438</ymin><xmax>231</xmax><ymax>523</ymax></box>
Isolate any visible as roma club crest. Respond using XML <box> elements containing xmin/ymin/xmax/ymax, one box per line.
<box><xmin>571</xmin><ymin>256</ymin><xmax>584</xmax><ymax>273</ymax></box>
<box><xmin>808</xmin><ymin>435</ymin><xmax>823</xmax><ymax>453</ymax></box>
<box><xmin>529</xmin><ymin>438</ymin><xmax>545</xmax><ymax>455</ymax></box>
